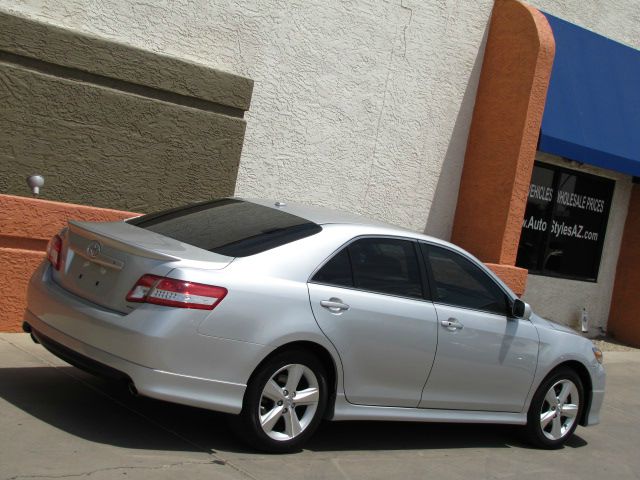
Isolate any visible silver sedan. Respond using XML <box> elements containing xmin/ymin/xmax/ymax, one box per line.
<box><xmin>24</xmin><ymin>198</ymin><xmax>605</xmax><ymax>452</ymax></box>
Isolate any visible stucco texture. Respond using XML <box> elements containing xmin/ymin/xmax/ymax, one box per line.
<box><xmin>485</xmin><ymin>263</ymin><xmax>528</xmax><ymax>297</ymax></box>
<box><xmin>530</xmin><ymin>0</ymin><xmax>640</xmax><ymax>51</ymax></box>
<box><xmin>0</xmin><ymin>194</ymin><xmax>135</xmax><ymax>332</ymax></box>
<box><xmin>4</xmin><ymin>0</ymin><xmax>638</xmax><ymax>235</ymax></box>
<box><xmin>0</xmin><ymin>0</ymin><xmax>497</xmax><ymax>238</ymax></box>
<box><xmin>0</xmin><ymin>11</ymin><xmax>252</xmax><ymax>212</ymax></box>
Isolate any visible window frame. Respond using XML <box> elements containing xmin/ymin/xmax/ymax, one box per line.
<box><xmin>419</xmin><ymin>242</ymin><xmax>515</xmax><ymax>318</ymax></box>
<box><xmin>308</xmin><ymin>235</ymin><xmax>432</xmax><ymax>302</ymax></box>
<box><xmin>516</xmin><ymin>161</ymin><xmax>615</xmax><ymax>282</ymax></box>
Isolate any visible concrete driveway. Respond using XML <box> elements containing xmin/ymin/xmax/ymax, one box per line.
<box><xmin>1</xmin><ymin>333</ymin><xmax>639</xmax><ymax>480</ymax></box>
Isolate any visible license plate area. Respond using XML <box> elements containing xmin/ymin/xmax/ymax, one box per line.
<box><xmin>64</xmin><ymin>254</ymin><xmax>120</xmax><ymax>299</ymax></box>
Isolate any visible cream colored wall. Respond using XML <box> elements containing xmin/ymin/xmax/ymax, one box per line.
<box><xmin>2</xmin><ymin>1</ymin><xmax>639</xmax><ymax>238</ymax></box>
<box><xmin>2</xmin><ymin>0</ymin><xmax>639</xmax><ymax>333</ymax></box>
<box><xmin>0</xmin><ymin>0</ymin><xmax>495</xmax><ymax>238</ymax></box>
<box><xmin>522</xmin><ymin>153</ymin><xmax>633</xmax><ymax>334</ymax></box>
<box><xmin>531</xmin><ymin>0</ymin><xmax>640</xmax><ymax>50</ymax></box>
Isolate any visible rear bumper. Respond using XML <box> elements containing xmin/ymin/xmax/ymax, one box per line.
<box><xmin>24</xmin><ymin>311</ymin><xmax>246</xmax><ymax>414</ymax></box>
<box><xmin>26</xmin><ymin>322</ymin><xmax>131</xmax><ymax>383</ymax></box>
<box><xmin>24</xmin><ymin>262</ymin><xmax>269</xmax><ymax>415</ymax></box>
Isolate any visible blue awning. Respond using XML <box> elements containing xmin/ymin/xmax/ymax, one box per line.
<box><xmin>539</xmin><ymin>13</ymin><xmax>640</xmax><ymax>177</ymax></box>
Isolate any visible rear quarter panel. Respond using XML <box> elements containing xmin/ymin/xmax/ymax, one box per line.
<box><xmin>191</xmin><ymin>227</ymin><xmax>357</xmax><ymax>386</ymax></box>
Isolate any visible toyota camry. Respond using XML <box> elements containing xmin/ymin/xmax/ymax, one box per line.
<box><xmin>24</xmin><ymin>198</ymin><xmax>605</xmax><ymax>452</ymax></box>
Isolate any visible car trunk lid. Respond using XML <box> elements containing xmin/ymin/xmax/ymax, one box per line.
<box><xmin>52</xmin><ymin>220</ymin><xmax>233</xmax><ymax>313</ymax></box>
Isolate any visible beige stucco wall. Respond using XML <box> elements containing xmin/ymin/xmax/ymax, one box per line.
<box><xmin>2</xmin><ymin>0</ymin><xmax>640</xmax><ymax>236</ymax></box>
<box><xmin>522</xmin><ymin>153</ymin><xmax>633</xmax><ymax>334</ymax></box>
<box><xmin>0</xmin><ymin>0</ymin><xmax>496</xmax><ymax>238</ymax></box>
<box><xmin>531</xmin><ymin>0</ymin><xmax>640</xmax><ymax>50</ymax></box>
<box><xmin>2</xmin><ymin>0</ymin><xmax>639</xmax><ymax>236</ymax></box>
<box><xmin>0</xmin><ymin>9</ymin><xmax>252</xmax><ymax>212</ymax></box>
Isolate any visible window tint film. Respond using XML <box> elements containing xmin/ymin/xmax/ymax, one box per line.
<box><xmin>312</xmin><ymin>248</ymin><xmax>353</xmax><ymax>287</ymax></box>
<box><xmin>128</xmin><ymin>199</ymin><xmax>322</xmax><ymax>257</ymax></box>
<box><xmin>425</xmin><ymin>245</ymin><xmax>508</xmax><ymax>315</ymax></box>
<box><xmin>349</xmin><ymin>238</ymin><xmax>423</xmax><ymax>299</ymax></box>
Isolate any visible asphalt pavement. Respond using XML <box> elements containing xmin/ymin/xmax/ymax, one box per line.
<box><xmin>1</xmin><ymin>332</ymin><xmax>639</xmax><ymax>480</ymax></box>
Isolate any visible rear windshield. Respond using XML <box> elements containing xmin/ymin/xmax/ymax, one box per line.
<box><xmin>128</xmin><ymin>199</ymin><xmax>322</xmax><ymax>257</ymax></box>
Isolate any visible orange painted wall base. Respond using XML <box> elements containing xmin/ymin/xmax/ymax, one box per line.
<box><xmin>608</xmin><ymin>185</ymin><xmax>640</xmax><ymax>348</ymax></box>
<box><xmin>0</xmin><ymin>194</ymin><xmax>134</xmax><ymax>332</ymax></box>
<box><xmin>486</xmin><ymin>264</ymin><xmax>528</xmax><ymax>297</ymax></box>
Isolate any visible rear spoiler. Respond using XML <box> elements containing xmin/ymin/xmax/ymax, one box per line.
<box><xmin>68</xmin><ymin>220</ymin><xmax>181</xmax><ymax>262</ymax></box>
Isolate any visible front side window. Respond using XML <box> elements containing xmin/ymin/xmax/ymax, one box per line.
<box><xmin>312</xmin><ymin>237</ymin><xmax>423</xmax><ymax>299</ymax></box>
<box><xmin>423</xmin><ymin>244</ymin><xmax>508</xmax><ymax>315</ymax></box>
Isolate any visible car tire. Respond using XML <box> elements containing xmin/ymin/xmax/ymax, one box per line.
<box><xmin>524</xmin><ymin>367</ymin><xmax>584</xmax><ymax>449</ymax></box>
<box><xmin>234</xmin><ymin>350</ymin><xmax>328</xmax><ymax>453</ymax></box>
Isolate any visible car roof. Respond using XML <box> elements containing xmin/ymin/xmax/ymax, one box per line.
<box><xmin>242</xmin><ymin>197</ymin><xmax>402</xmax><ymax>227</ymax></box>
<box><xmin>241</xmin><ymin>197</ymin><xmax>446</xmax><ymax>243</ymax></box>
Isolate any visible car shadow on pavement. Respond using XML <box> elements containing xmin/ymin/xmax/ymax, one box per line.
<box><xmin>0</xmin><ymin>366</ymin><xmax>588</xmax><ymax>454</ymax></box>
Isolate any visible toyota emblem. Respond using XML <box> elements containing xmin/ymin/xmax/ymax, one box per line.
<box><xmin>86</xmin><ymin>241</ymin><xmax>102</xmax><ymax>258</ymax></box>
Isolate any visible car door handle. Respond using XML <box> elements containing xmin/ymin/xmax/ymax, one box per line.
<box><xmin>320</xmin><ymin>298</ymin><xmax>350</xmax><ymax>313</ymax></box>
<box><xmin>441</xmin><ymin>318</ymin><xmax>464</xmax><ymax>330</ymax></box>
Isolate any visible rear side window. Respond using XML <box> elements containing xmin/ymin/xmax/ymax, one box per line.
<box><xmin>128</xmin><ymin>199</ymin><xmax>321</xmax><ymax>257</ymax></box>
<box><xmin>312</xmin><ymin>238</ymin><xmax>423</xmax><ymax>299</ymax></box>
<box><xmin>423</xmin><ymin>244</ymin><xmax>508</xmax><ymax>315</ymax></box>
<box><xmin>312</xmin><ymin>248</ymin><xmax>353</xmax><ymax>288</ymax></box>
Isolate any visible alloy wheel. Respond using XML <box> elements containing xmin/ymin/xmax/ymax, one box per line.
<box><xmin>539</xmin><ymin>379</ymin><xmax>580</xmax><ymax>441</ymax></box>
<box><xmin>258</xmin><ymin>364</ymin><xmax>320</xmax><ymax>441</ymax></box>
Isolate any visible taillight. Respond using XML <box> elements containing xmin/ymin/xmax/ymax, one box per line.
<box><xmin>126</xmin><ymin>274</ymin><xmax>161</xmax><ymax>302</ymax></box>
<box><xmin>126</xmin><ymin>274</ymin><xmax>227</xmax><ymax>310</ymax></box>
<box><xmin>46</xmin><ymin>234</ymin><xmax>63</xmax><ymax>270</ymax></box>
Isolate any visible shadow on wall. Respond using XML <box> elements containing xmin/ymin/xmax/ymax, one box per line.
<box><xmin>423</xmin><ymin>23</ymin><xmax>489</xmax><ymax>240</ymax></box>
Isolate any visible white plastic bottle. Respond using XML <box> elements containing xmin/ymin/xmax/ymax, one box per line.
<box><xmin>581</xmin><ymin>307</ymin><xmax>589</xmax><ymax>333</ymax></box>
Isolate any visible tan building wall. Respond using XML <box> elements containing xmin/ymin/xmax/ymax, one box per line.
<box><xmin>1</xmin><ymin>0</ymin><xmax>639</xmax><ymax>340</ymax></box>
<box><xmin>3</xmin><ymin>0</ymin><xmax>639</xmax><ymax>236</ymax></box>
<box><xmin>0</xmin><ymin>11</ymin><xmax>252</xmax><ymax>212</ymax></box>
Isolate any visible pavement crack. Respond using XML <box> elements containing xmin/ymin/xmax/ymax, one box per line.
<box><xmin>330</xmin><ymin>458</ymin><xmax>352</xmax><ymax>480</ymax></box>
<box><xmin>2</xmin><ymin>337</ymin><xmax>260</xmax><ymax>480</ymax></box>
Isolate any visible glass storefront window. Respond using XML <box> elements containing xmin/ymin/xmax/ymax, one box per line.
<box><xmin>516</xmin><ymin>161</ymin><xmax>615</xmax><ymax>282</ymax></box>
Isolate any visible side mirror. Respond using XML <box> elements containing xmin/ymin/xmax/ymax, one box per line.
<box><xmin>512</xmin><ymin>299</ymin><xmax>532</xmax><ymax>319</ymax></box>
